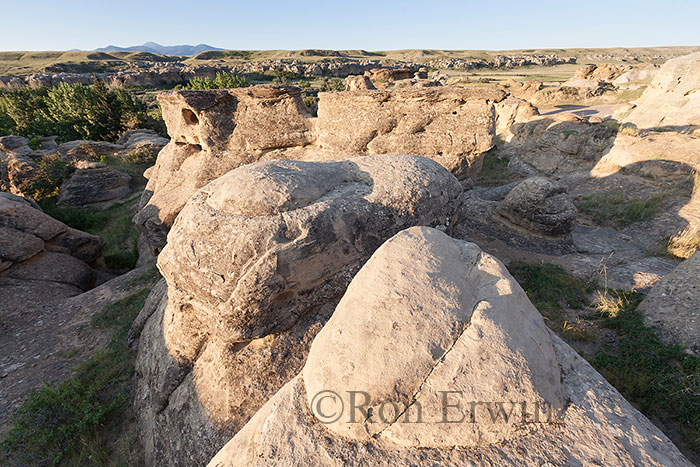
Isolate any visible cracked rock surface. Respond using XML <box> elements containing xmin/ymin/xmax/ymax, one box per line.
<box><xmin>133</xmin><ymin>155</ymin><xmax>462</xmax><ymax>466</ymax></box>
<box><xmin>209</xmin><ymin>227</ymin><xmax>692</xmax><ymax>466</ymax></box>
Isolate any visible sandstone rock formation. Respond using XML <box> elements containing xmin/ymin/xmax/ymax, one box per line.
<box><xmin>134</xmin><ymin>84</ymin><xmax>502</xmax><ymax>253</ymax></box>
<box><xmin>316</xmin><ymin>87</ymin><xmax>504</xmax><ymax>178</ymax></box>
<box><xmin>637</xmin><ymin>252</ymin><xmax>700</xmax><ymax>355</ymax></box>
<box><xmin>133</xmin><ymin>155</ymin><xmax>463</xmax><ymax>466</ymax></box>
<box><xmin>612</xmin><ymin>63</ymin><xmax>660</xmax><ymax>89</ymax></box>
<box><xmin>494</xmin><ymin>96</ymin><xmax>540</xmax><ymax>140</ymax></box>
<box><xmin>1</xmin><ymin>132</ymin><xmax>168</xmax><ymax>203</ymax></box>
<box><xmin>0</xmin><ymin>191</ymin><xmax>105</xmax><ymax>308</ymax></box>
<box><xmin>133</xmin><ymin>85</ymin><xmax>315</xmax><ymax>252</ymax></box>
<box><xmin>117</xmin><ymin>129</ymin><xmax>170</xmax><ymax>152</ymax></box>
<box><xmin>57</xmin><ymin>162</ymin><xmax>131</xmax><ymax>208</ymax></box>
<box><xmin>496</xmin><ymin>177</ymin><xmax>578</xmax><ymax>236</ymax></box>
<box><xmin>0</xmin><ymin>141</ymin><xmax>37</xmax><ymax>196</ymax></box>
<box><xmin>456</xmin><ymin>177</ymin><xmax>578</xmax><ymax>256</ymax></box>
<box><xmin>1</xmin><ymin>264</ymin><xmax>158</xmax><ymax>430</ymax></box>
<box><xmin>563</xmin><ymin>63</ymin><xmax>625</xmax><ymax>89</ymax></box>
<box><xmin>209</xmin><ymin>227</ymin><xmax>691</xmax><ymax>467</ymax></box>
<box><xmin>344</xmin><ymin>74</ymin><xmax>376</xmax><ymax>91</ymax></box>
<box><xmin>624</xmin><ymin>52</ymin><xmax>700</xmax><ymax>129</ymax></box>
<box><xmin>495</xmin><ymin>117</ymin><xmax>617</xmax><ymax>175</ymax></box>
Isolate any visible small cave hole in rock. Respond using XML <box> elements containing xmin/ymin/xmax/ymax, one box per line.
<box><xmin>182</xmin><ymin>108</ymin><xmax>199</xmax><ymax>125</ymax></box>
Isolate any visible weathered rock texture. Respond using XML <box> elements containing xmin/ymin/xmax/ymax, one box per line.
<box><xmin>562</xmin><ymin>63</ymin><xmax>625</xmax><ymax>89</ymax></box>
<box><xmin>133</xmin><ymin>85</ymin><xmax>315</xmax><ymax>252</ymax></box>
<box><xmin>0</xmin><ymin>191</ymin><xmax>104</xmax><ymax>308</ymax></box>
<box><xmin>612</xmin><ymin>63</ymin><xmax>660</xmax><ymax>89</ymax></box>
<box><xmin>624</xmin><ymin>52</ymin><xmax>700</xmax><ymax>129</ymax></box>
<box><xmin>134</xmin><ymin>85</ymin><xmax>502</xmax><ymax>253</ymax></box>
<box><xmin>0</xmin><ymin>138</ymin><xmax>38</xmax><ymax>196</ymax></box>
<box><xmin>57</xmin><ymin>162</ymin><xmax>131</xmax><ymax>208</ymax></box>
<box><xmin>316</xmin><ymin>87</ymin><xmax>503</xmax><ymax>177</ymax></box>
<box><xmin>495</xmin><ymin>117</ymin><xmax>617</xmax><ymax>175</ymax></box>
<box><xmin>1</xmin><ymin>132</ymin><xmax>167</xmax><ymax>205</ymax></box>
<box><xmin>494</xmin><ymin>96</ymin><xmax>539</xmax><ymax>140</ymax></box>
<box><xmin>637</xmin><ymin>252</ymin><xmax>700</xmax><ymax>355</ymax></box>
<box><xmin>496</xmin><ymin>177</ymin><xmax>578</xmax><ymax>236</ymax></box>
<box><xmin>209</xmin><ymin>227</ymin><xmax>690</xmax><ymax>467</ymax></box>
<box><xmin>133</xmin><ymin>155</ymin><xmax>463</xmax><ymax>466</ymax></box>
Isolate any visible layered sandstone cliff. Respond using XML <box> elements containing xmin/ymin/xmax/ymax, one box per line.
<box><xmin>134</xmin><ymin>84</ymin><xmax>504</xmax><ymax>252</ymax></box>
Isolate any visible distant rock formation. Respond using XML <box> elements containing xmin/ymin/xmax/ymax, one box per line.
<box><xmin>96</xmin><ymin>42</ymin><xmax>223</xmax><ymax>56</ymax></box>
<box><xmin>425</xmin><ymin>54</ymin><xmax>576</xmax><ymax>70</ymax></box>
<box><xmin>132</xmin><ymin>155</ymin><xmax>463</xmax><ymax>466</ymax></box>
<box><xmin>623</xmin><ymin>52</ymin><xmax>700</xmax><ymax>129</ymax></box>
<box><xmin>209</xmin><ymin>227</ymin><xmax>691</xmax><ymax>467</ymax></box>
<box><xmin>134</xmin><ymin>84</ymin><xmax>503</xmax><ymax>253</ymax></box>
<box><xmin>0</xmin><ymin>54</ymin><xmax>578</xmax><ymax>91</ymax></box>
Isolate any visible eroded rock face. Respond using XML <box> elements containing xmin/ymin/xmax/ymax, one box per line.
<box><xmin>496</xmin><ymin>117</ymin><xmax>617</xmax><ymax>175</ymax></box>
<box><xmin>624</xmin><ymin>52</ymin><xmax>700</xmax><ymax>129</ymax></box>
<box><xmin>0</xmin><ymin>148</ymin><xmax>39</xmax><ymax>196</ymax></box>
<box><xmin>134</xmin><ymin>155</ymin><xmax>463</xmax><ymax>466</ymax></box>
<box><xmin>0</xmin><ymin>192</ymin><xmax>104</xmax><ymax>308</ymax></box>
<box><xmin>57</xmin><ymin>162</ymin><xmax>131</xmax><ymax>208</ymax></box>
<box><xmin>134</xmin><ymin>84</ymin><xmax>501</xmax><ymax>253</ymax></box>
<box><xmin>345</xmin><ymin>75</ymin><xmax>376</xmax><ymax>91</ymax></box>
<box><xmin>496</xmin><ymin>177</ymin><xmax>578</xmax><ymax>236</ymax></box>
<box><xmin>612</xmin><ymin>63</ymin><xmax>660</xmax><ymax>89</ymax></box>
<box><xmin>209</xmin><ymin>227</ymin><xmax>692</xmax><ymax>467</ymax></box>
<box><xmin>133</xmin><ymin>85</ymin><xmax>315</xmax><ymax>252</ymax></box>
<box><xmin>494</xmin><ymin>96</ymin><xmax>540</xmax><ymax>140</ymax></box>
<box><xmin>637</xmin><ymin>252</ymin><xmax>700</xmax><ymax>355</ymax></box>
<box><xmin>316</xmin><ymin>87</ymin><xmax>504</xmax><ymax>178</ymax></box>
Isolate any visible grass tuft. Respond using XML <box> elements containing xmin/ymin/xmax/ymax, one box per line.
<box><xmin>666</xmin><ymin>227</ymin><xmax>700</xmax><ymax>259</ymax></box>
<box><xmin>576</xmin><ymin>191</ymin><xmax>666</xmax><ymax>228</ymax></box>
<box><xmin>508</xmin><ymin>261</ymin><xmax>595</xmax><ymax>321</ymax></box>
<box><xmin>476</xmin><ymin>153</ymin><xmax>520</xmax><ymax>186</ymax></box>
<box><xmin>39</xmin><ymin>198</ymin><xmax>140</xmax><ymax>272</ymax></box>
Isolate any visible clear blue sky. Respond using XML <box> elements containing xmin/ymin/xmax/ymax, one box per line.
<box><xmin>1</xmin><ymin>0</ymin><xmax>698</xmax><ymax>51</ymax></box>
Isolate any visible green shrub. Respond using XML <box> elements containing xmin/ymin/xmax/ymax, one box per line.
<box><xmin>0</xmin><ymin>79</ymin><xmax>164</xmax><ymax>143</ymax></box>
<box><xmin>123</xmin><ymin>147</ymin><xmax>157</xmax><ymax>165</ymax></box>
<box><xmin>31</xmin><ymin>153</ymin><xmax>71</xmax><ymax>201</ymax></box>
<box><xmin>0</xmin><ymin>86</ymin><xmax>51</xmax><ymax>136</ymax></box>
<box><xmin>39</xmin><ymin>198</ymin><xmax>141</xmax><ymax>272</ymax></box>
<box><xmin>476</xmin><ymin>153</ymin><xmax>520</xmax><ymax>186</ymax></box>
<box><xmin>182</xmin><ymin>71</ymin><xmax>250</xmax><ymax>90</ymax></box>
<box><xmin>303</xmin><ymin>96</ymin><xmax>319</xmax><ymax>116</ymax></box>
<box><xmin>319</xmin><ymin>77</ymin><xmax>346</xmax><ymax>92</ymax></box>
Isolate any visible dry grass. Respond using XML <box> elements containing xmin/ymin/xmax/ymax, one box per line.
<box><xmin>666</xmin><ymin>227</ymin><xmax>700</xmax><ymax>259</ymax></box>
<box><xmin>561</xmin><ymin>318</ymin><xmax>595</xmax><ymax>342</ymax></box>
<box><xmin>593</xmin><ymin>290</ymin><xmax>629</xmax><ymax>317</ymax></box>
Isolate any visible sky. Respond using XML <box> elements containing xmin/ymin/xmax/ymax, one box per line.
<box><xmin>0</xmin><ymin>0</ymin><xmax>698</xmax><ymax>51</ymax></box>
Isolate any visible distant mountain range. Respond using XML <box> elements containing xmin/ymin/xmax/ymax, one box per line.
<box><xmin>95</xmin><ymin>42</ymin><xmax>222</xmax><ymax>56</ymax></box>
